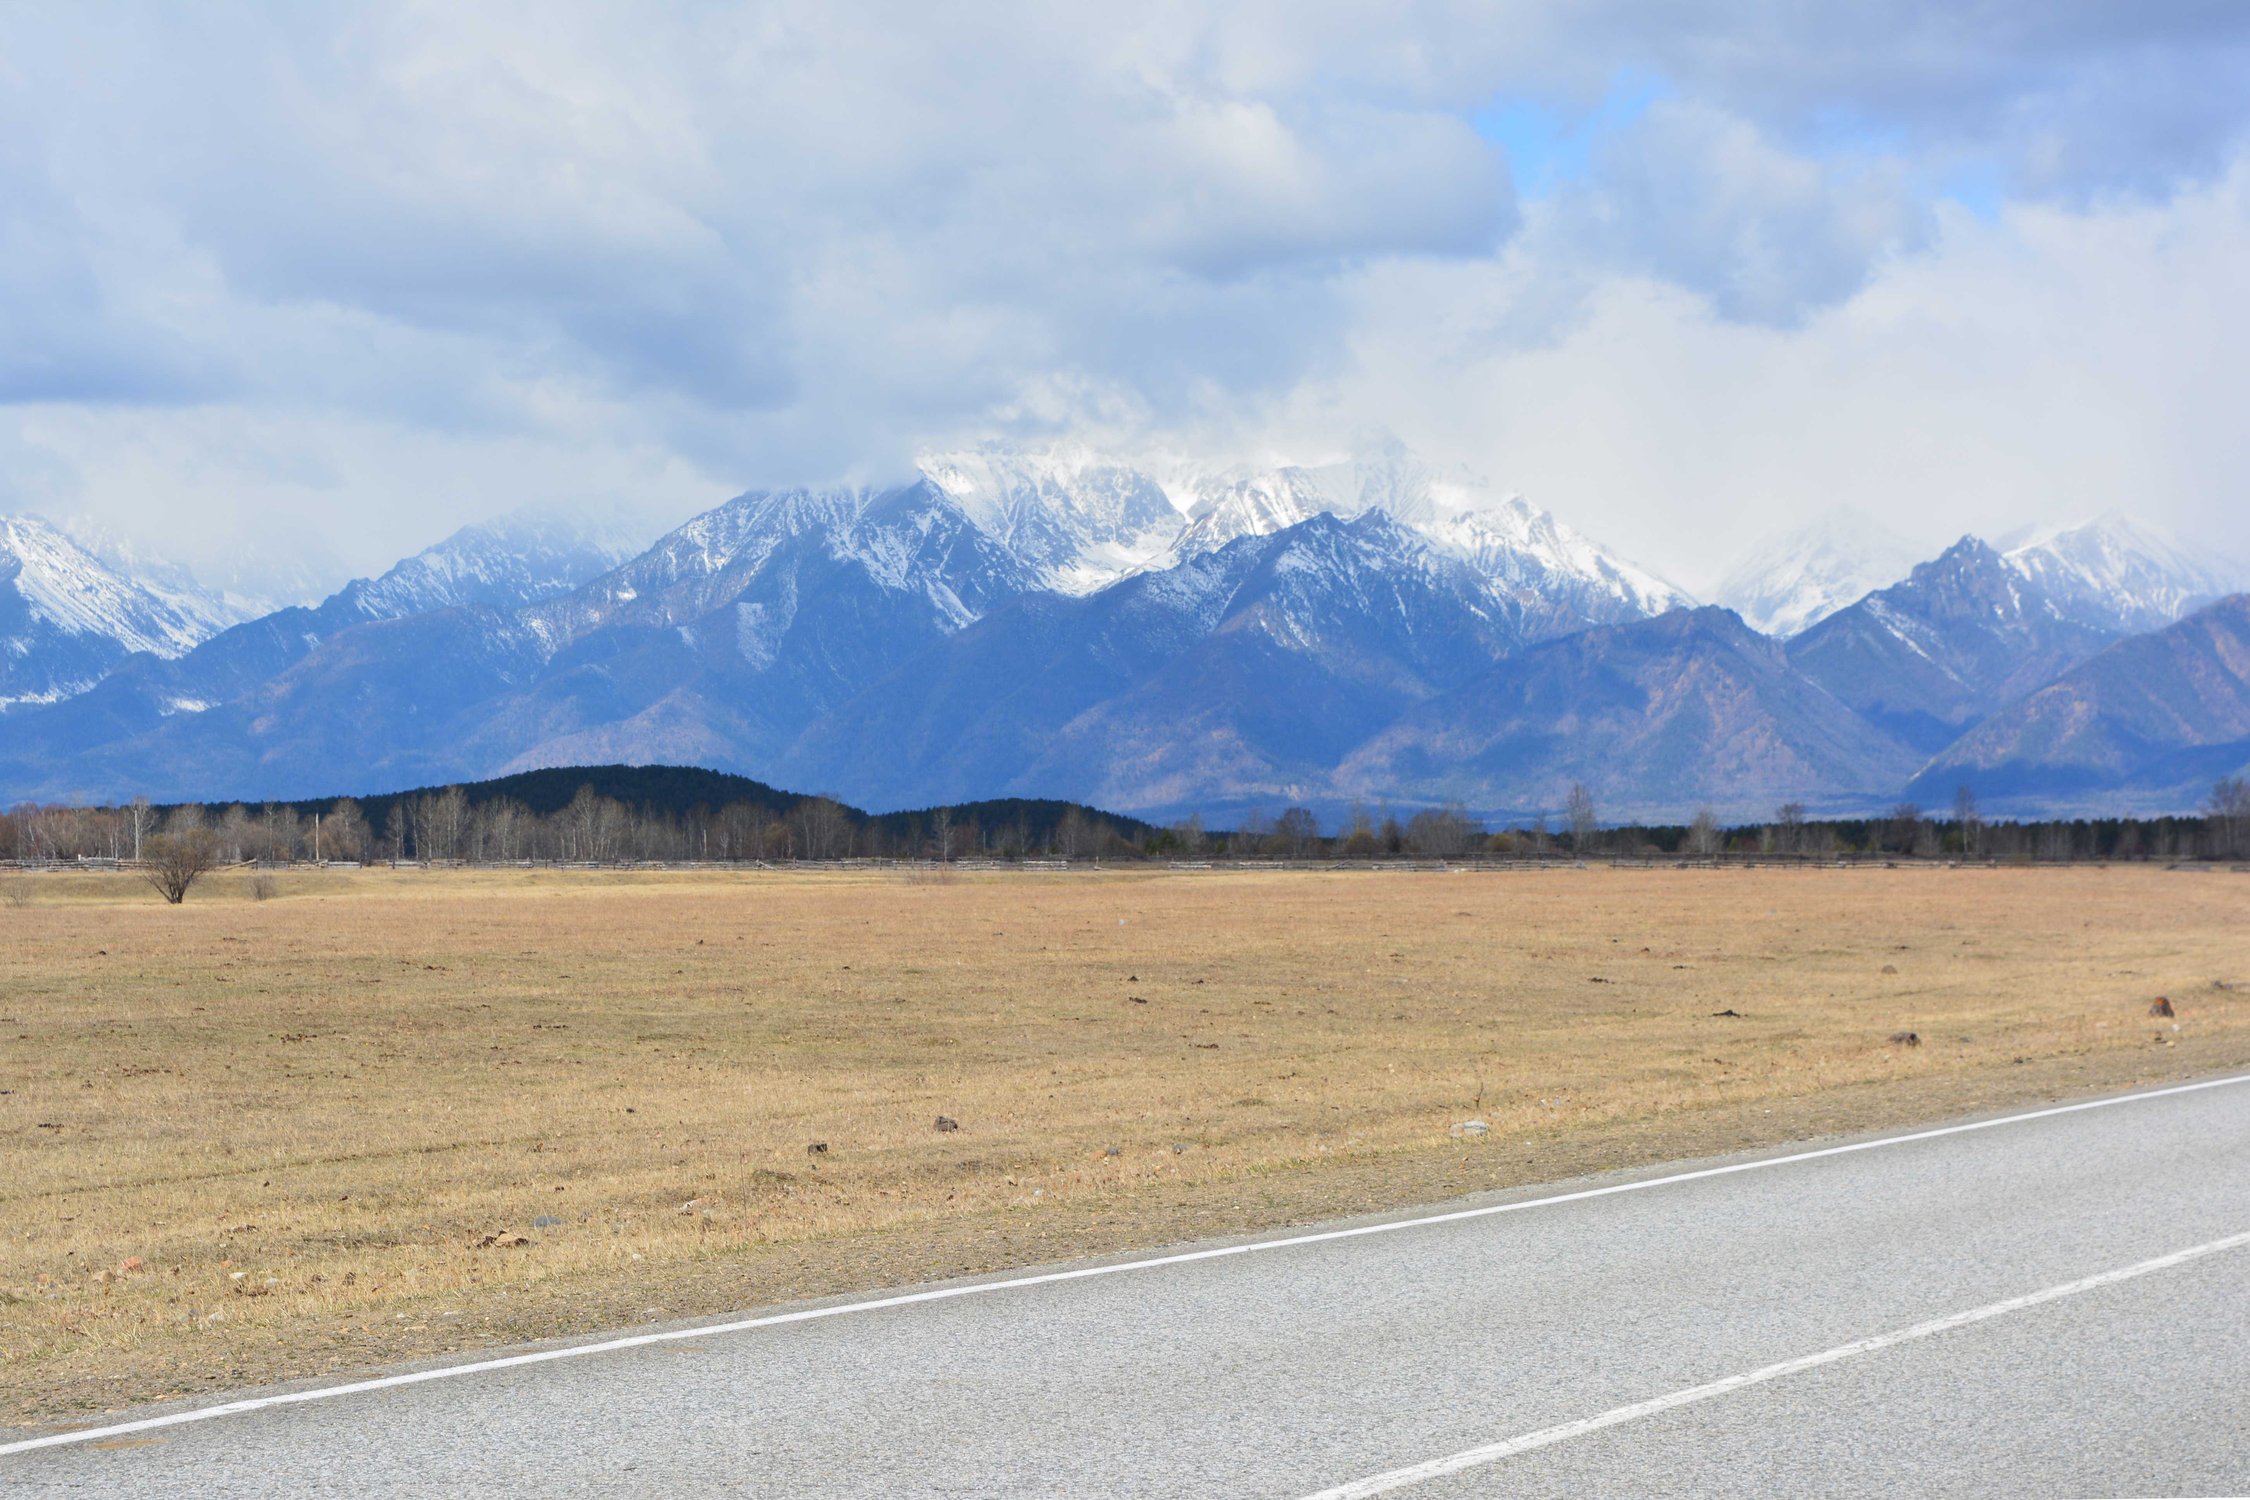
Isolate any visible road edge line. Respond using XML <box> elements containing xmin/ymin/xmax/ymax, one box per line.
<box><xmin>1296</xmin><ymin>1227</ymin><xmax>2250</xmax><ymax>1498</ymax></box>
<box><xmin>6</xmin><ymin>1069</ymin><xmax>2246</xmax><ymax>1458</ymax></box>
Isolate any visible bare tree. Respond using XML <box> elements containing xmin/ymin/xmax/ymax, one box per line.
<box><xmin>557</xmin><ymin>785</ymin><xmax>631</xmax><ymax>861</ymax></box>
<box><xmin>2210</xmin><ymin>776</ymin><xmax>2250</xmax><ymax>860</ymax></box>
<box><xmin>468</xmin><ymin>796</ymin><xmax>533</xmax><ymax>861</ymax></box>
<box><xmin>710</xmin><ymin>801</ymin><xmax>770</xmax><ymax>862</ymax></box>
<box><xmin>1952</xmin><ymin>784</ymin><xmax>1982</xmax><ymax>858</ymax></box>
<box><xmin>214</xmin><ymin>804</ymin><xmax>253</xmax><ymax>863</ymax></box>
<box><xmin>1339</xmin><ymin>801</ymin><xmax>1377</xmax><ymax>859</ymax></box>
<box><xmin>1689</xmin><ymin>806</ymin><xmax>1721</xmax><ymax>859</ymax></box>
<box><xmin>258</xmin><ymin>805</ymin><xmax>303</xmax><ymax>863</ymax></box>
<box><xmin>125</xmin><ymin>795</ymin><xmax>155</xmax><ymax>863</ymax></box>
<box><xmin>415</xmin><ymin>786</ymin><xmax>471</xmax><ymax>861</ymax></box>
<box><xmin>1406</xmin><ymin>802</ymin><xmax>1478</xmax><ymax>858</ymax></box>
<box><xmin>1885</xmin><ymin>801</ymin><xmax>1924</xmax><ymax>856</ymax></box>
<box><xmin>1771</xmin><ymin>801</ymin><xmax>1807</xmax><ymax>857</ymax></box>
<box><xmin>794</xmin><ymin>795</ymin><xmax>852</xmax><ymax>861</ymax></box>
<box><xmin>1276</xmin><ymin>806</ymin><xmax>1320</xmax><ymax>858</ymax></box>
<box><xmin>143</xmin><ymin>830</ymin><xmax>218</xmax><ymax>904</ymax></box>
<box><xmin>1565</xmin><ymin>783</ymin><xmax>1598</xmax><ymax>855</ymax></box>
<box><xmin>929</xmin><ymin>805</ymin><xmax>954</xmax><ymax>862</ymax></box>
<box><xmin>324</xmin><ymin>799</ymin><xmax>370</xmax><ymax>862</ymax></box>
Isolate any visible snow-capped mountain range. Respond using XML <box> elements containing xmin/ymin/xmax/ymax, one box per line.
<box><xmin>1717</xmin><ymin>510</ymin><xmax>2240</xmax><ymax>641</ymax></box>
<box><xmin>1</xmin><ymin>447</ymin><xmax>2243</xmax><ymax>819</ymax></box>
<box><xmin>0</xmin><ymin>515</ymin><xmax>254</xmax><ymax>709</ymax></box>
<box><xmin>914</xmin><ymin>441</ymin><xmax>1687</xmax><ymax>624</ymax></box>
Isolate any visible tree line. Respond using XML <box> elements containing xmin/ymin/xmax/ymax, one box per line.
<box><xmin>0</xmin><ymin>786</ymin><xmax>1147</xmax><ymax>866</ymax></box>
<box><xmin>5</xmin><ymin>774</ymin><xmax>2247</xmax><ymax>867</ymax></box>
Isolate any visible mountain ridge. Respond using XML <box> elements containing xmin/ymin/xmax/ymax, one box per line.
<box><xmin>3</xmin><ymin>449</ymin><xmax>2243</xmax><ymax>819</ymax></box>
<box><xmin>1910</xmin><ymin>593</ymin><xmax>2250</xmax><ymax>814</ymax></box>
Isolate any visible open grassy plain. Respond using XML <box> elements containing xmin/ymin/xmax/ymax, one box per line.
<box><xmin>4</xmin><ymin>862</ymin><xmax>2247</xmax><ymax>1426</ymax></box>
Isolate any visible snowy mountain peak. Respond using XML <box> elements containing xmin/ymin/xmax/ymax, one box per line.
<box><xmin>340</xmin><ymin>508</ymin><xmax>646</xmax><ymax>623</ymax></box>
<box><xmin>916</xmin><ymin>446</ymin><xmax>1181</xmax><ymax>594</ymax></box>
<box><xmin>1</xmin><ymin>513</ymin><xmax>247</xmax><ymax>708</ymax></box>
<box><xmin>1716</xmin><ymin>508</ymin><xmax>1925</xmax><ymax>638</ymax></box>
<box><xmin>907</xmin><ymin>442</ymin><xmax>1680</xmax><ymax>631</ymax></box>
<box><xmin>1998</xmin><ymin>511</ymin><xmax>2238</xmax><ymax>634</ymax></box>
<box><xmin>1</xmin><ymin>514</ymin><xmax>243</xmax><ymax>654</ymax></box>
<box><xmin>1419</xmin><ymin>495</ymin><xmax>1689</xmax><ymax>625</ymax></box>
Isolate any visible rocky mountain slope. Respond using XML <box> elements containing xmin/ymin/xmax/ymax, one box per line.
<box><xmin>772</xmin><ymin>509</ymin><xmax>1531</xmax><ymax>814</ymax></box>
<box><xmin>1337</xmin><ymin>606</ymin><xmax>1923</xmax><ymax>822</ymax></box>
<box><xmin>0</xmin><ymin>513</ymin><xmax>638</xmax><ymax>794</ymax></box>
<box><xmin>1911</xmin><ymin>594</ymin><xmax>2250</xmax><ymax>812</ymax></box>
<box><xmin>1785</xmin><ymin>537</ymin><xmax>2122</xmax><ymax>753</ymax></box>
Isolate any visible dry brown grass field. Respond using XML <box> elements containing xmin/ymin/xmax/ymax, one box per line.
<box><xmin>4</xmin><ymin>862</ymin><xmax>2248</xmax><ymax>1428</ymax></box>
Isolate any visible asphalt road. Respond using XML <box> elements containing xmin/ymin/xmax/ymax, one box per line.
<box><xmin>8</xmin><ymin>1075</ymin><xmax>2249</xmax><ymax>1498</ymax></box>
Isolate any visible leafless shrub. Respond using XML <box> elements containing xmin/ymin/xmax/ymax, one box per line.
<box><xmin>2</xmin><ymin>879</ymin><xmax>33</xmax><ymax>909</ymax></box>
<box><xmin>143</xmin><ymin>831</ymin><xmax>218</xmax><ymax>904</ymax></box>
<box><xmin>248</xmin><ymin>874</ymin><xmax>279</xmax><ymax>902</ymax></box>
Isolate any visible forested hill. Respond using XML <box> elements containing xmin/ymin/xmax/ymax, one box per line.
<box><xmin>157</xmin><ymin>762</ymin><xmax>1159</xmax><ymax>850</ymax></box>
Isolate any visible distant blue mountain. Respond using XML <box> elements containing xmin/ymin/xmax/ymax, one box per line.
<box><xmin>1</xmin><ymin>449</ymin><xmax>2242</xmax><ymax>819</ymax></box>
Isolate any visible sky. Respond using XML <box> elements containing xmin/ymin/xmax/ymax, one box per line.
<box><xmin>4</xmin><ymin>2</ymin><xmax>2250</xmax><ymax>599</ymax></box>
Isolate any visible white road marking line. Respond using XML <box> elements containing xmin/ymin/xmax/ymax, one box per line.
<box><xmin>4</xmin><ymin>1071</ymin><xmax>2244</xmax><ymax>1458</ymax></box>
<box><xmin>1296</xmin><ymin>1227</ymin><xmax>2250</xmax><ymax>1500</ymax></box>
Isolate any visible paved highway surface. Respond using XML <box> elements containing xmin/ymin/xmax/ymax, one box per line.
<box><xmin>7</xmin><ymin>1075</ymin><xmax>2248</xmax><ymax>1497</ymax></box>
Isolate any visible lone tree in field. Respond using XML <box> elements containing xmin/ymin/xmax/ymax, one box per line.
<box><xmin>143</xmin><ymin>830</ymin><xmax>218</xmax><ymax>904</ymax></box>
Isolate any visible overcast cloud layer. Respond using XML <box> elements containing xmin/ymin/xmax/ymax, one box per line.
<box><xmin>4</xmin><ymin>2</ymin><xmax>2249</xmax><ymax>596</ymax></box>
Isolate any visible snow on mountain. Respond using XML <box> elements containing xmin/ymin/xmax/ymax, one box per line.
<box><xmin>1998</xmin><ymin>512</ymin><xmax>2239</xmax><ymax>636</ymax></box>
<box><xmin>916</xmin><ymin>446</ymin><xmax>1181</xmax><ymax>594</ymax></box>
<box><xmin>1715</xmin><ymin>509</ymin><xmax>1924</xmax><ymax>638</ymax></box>
<box><xmin>772</xmin><ymin>508</ymin><xmax>1533</xmax><ymax>815</ymax></box>
<box><xmin>4</xmin><ymin>515</ymin><xmax>243</xmax><ymax>651</ymax></box>
<box><xmin>53</xmin><ymin>513</ymin><xmax>304</xmax><ymax>622</ymax></box>
<box><xmin>0</xmin><ymin>515</ymin><xmax>246</xmax><ymax>708</ymax></box>
<box><xmin>917</xmin><ymin>441</ymin><xmax>1685</xmax><ymax>636</ymax></box>
<box><xmin>525</xmin><ymin>480</ymin><xmax>1037</xmax><ymax>653</ymax></box>
<box><xmin>1786</xmin><ymin>536</ymin><xmax>2121</xmax><ymax>752</ymax></box>
<box><xmin>1162</xmin><ymin>464</ymin><xmax>1334</xmax><ymax>558</ymax></box>
<box><xmin>1419</xmin><ymin>497</ymin><xmax>1687</xmax><ymax>631</ymax></box>
<box><xmin>1178</xmin><ymin>449</ymin><xmax>1686</xmax><ymax>629</ymax></box>
<box><xmin>341</xmin><ymin>509</ymin><xmax>645</xmax><ymax>624</ymax></box>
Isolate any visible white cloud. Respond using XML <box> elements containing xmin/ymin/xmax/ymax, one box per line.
<box><xmin>1300</xmin><ymin>159</ymin><xmax>2250</xmax><ymax>592</ymax></box>
<box><xmin>1549</xmin><ymin>100</ymin><xmax>1926</xmax><ymax>325</ymax></box>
